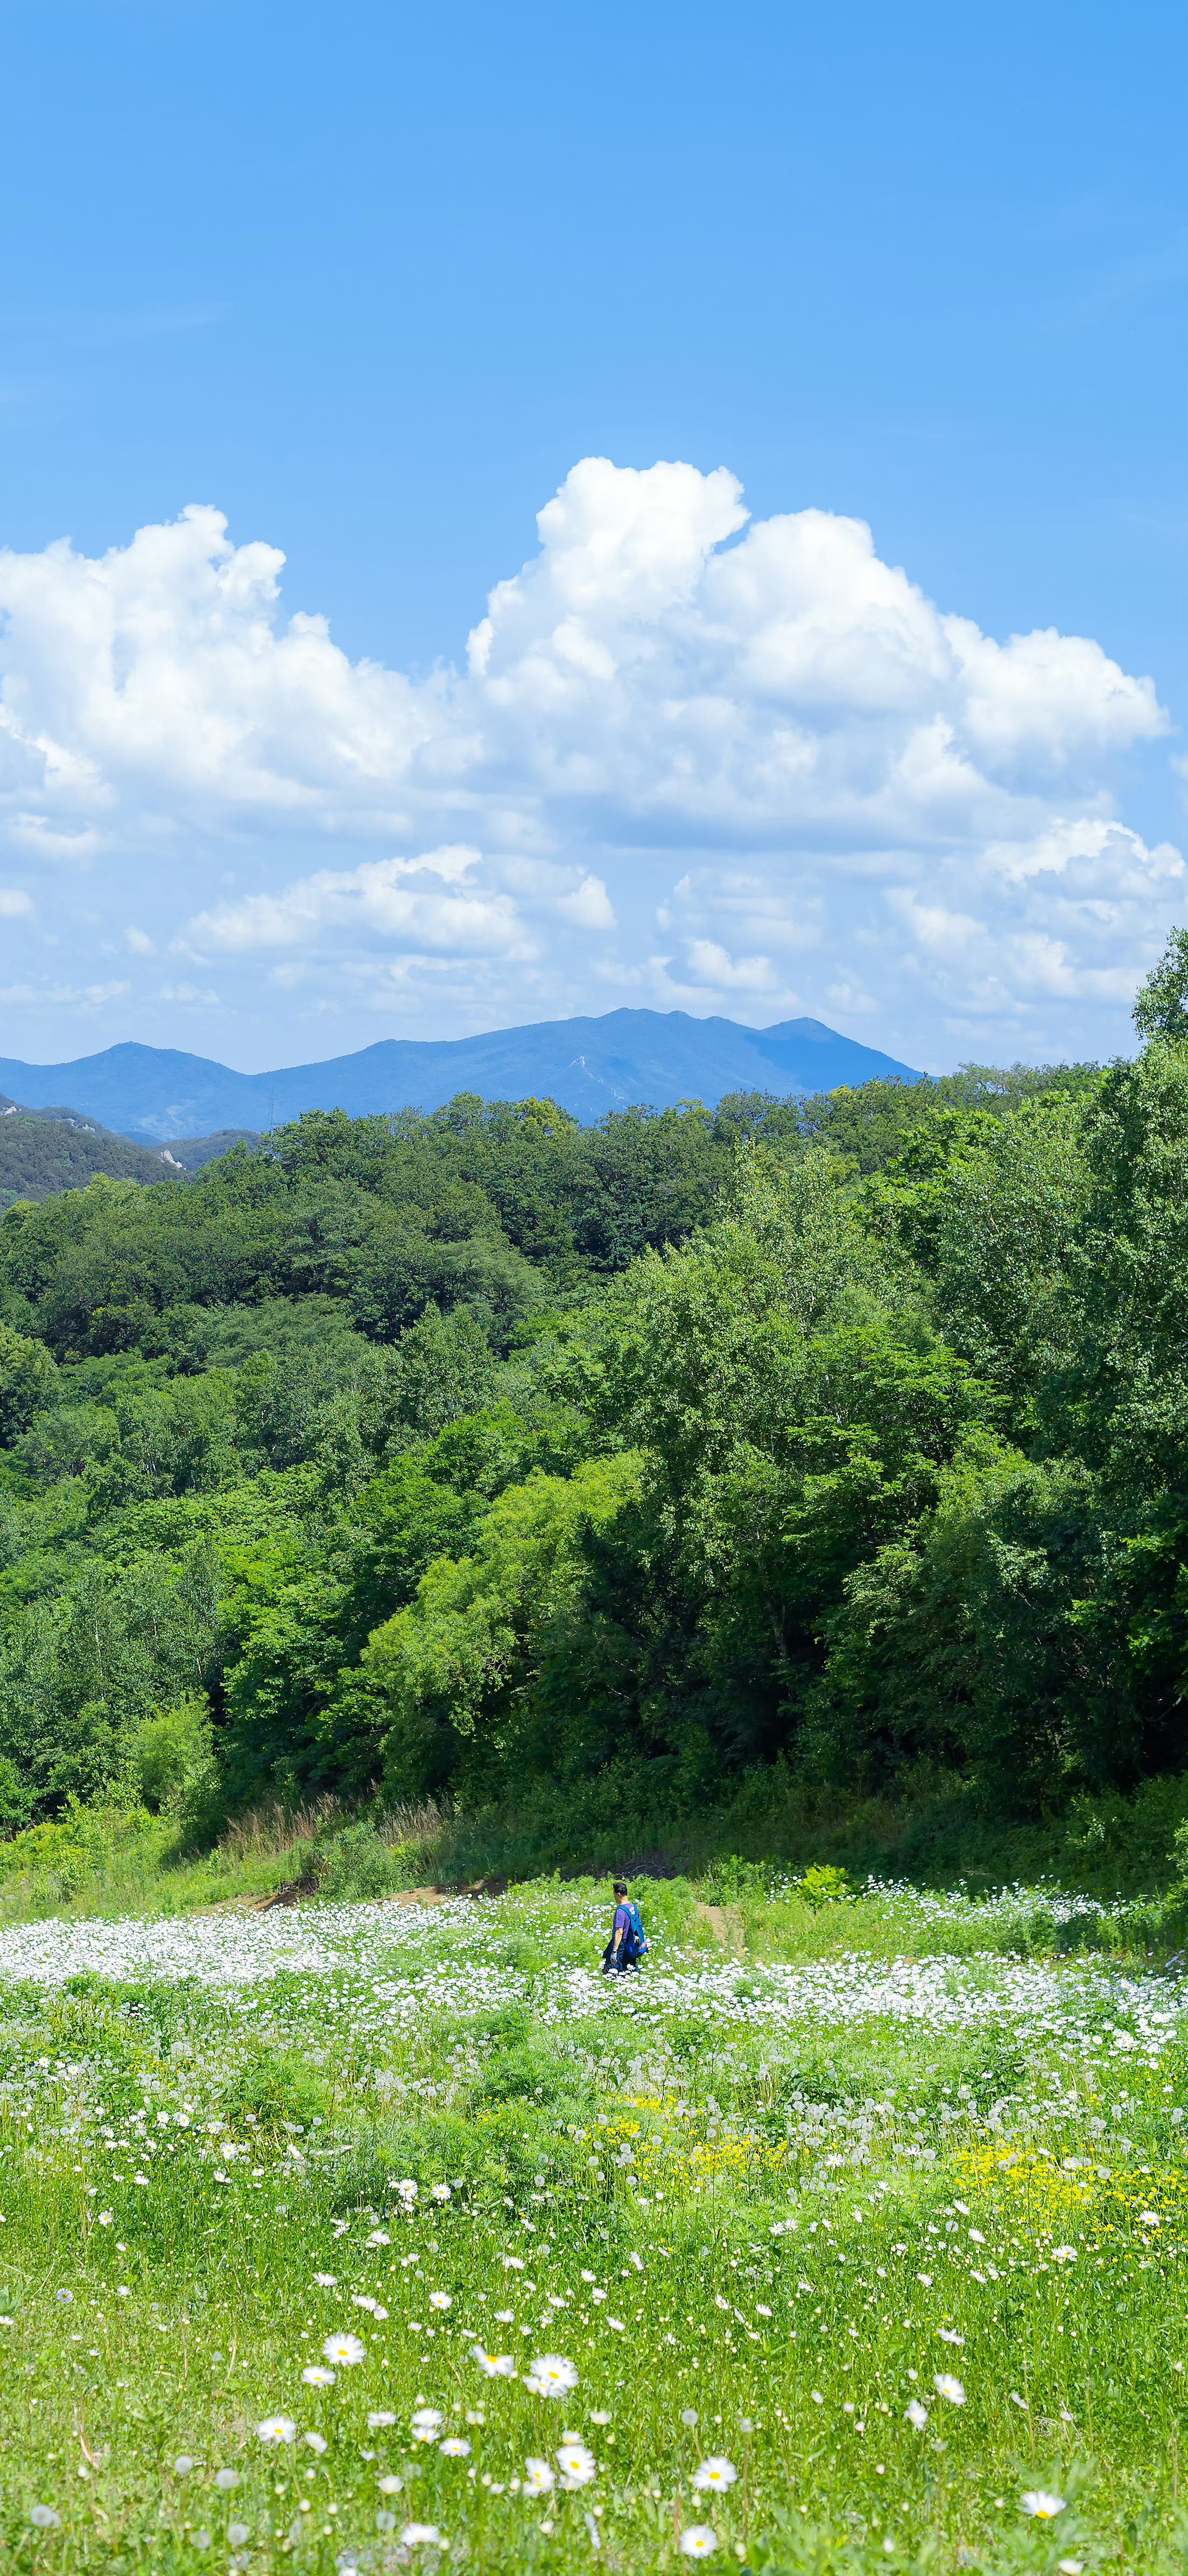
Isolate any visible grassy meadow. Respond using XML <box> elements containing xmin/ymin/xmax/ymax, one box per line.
<box><xmin>1</xmin><ymin>1870</ymin><xmax>1186</xmax><ymax>2574</ymax></box>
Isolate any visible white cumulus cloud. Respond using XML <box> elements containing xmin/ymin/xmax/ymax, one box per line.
<box><xmin>0</xmin><ymin>458</ymin><xmax>1179</xmax><ymax>1060</ymax></box>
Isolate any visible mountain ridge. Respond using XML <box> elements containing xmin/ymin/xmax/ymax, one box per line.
<box><xmin>0</xmin><ymin>1010</ymin><xmax>922</xmax><ymax>1142</ymax></box>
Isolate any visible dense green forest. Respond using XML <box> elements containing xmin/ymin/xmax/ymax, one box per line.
<box><xmin>0</xmin><ymin>939</ymin><xmax>1185</xmax><ymax>1866</ymax></box>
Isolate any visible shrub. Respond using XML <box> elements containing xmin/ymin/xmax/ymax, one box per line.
<box><xmin>313</xmin><ymin>1818</ymin><xmax>403</xmax><ymax>1901</ymax></box>
<box><xmin>126</xmin><ymin>1693</ymin><xmax>223</xmax><ymax>1839</ymax></box>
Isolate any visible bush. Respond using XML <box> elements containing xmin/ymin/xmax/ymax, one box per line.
<box><xmin>126</xmin><ymin>1694</ymin><xmax>223</xmax><ymax>1839</ymax></box>
<box><xmin>313</xmin><ymin>1819</ymin><xmax>405</xmax><ymax>1901</ymax></box>
<box><xmin>797</xmin><ymin>1863</ymin><xmax>858</xmax><ymax>1906</ymax></box>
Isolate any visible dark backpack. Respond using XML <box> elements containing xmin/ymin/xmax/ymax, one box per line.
<box><xmin>602</xmin><ymin>1901</ymin><xmax>644</xmax><ymax>1972</ymax></box>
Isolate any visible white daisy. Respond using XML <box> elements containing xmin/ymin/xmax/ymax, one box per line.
<box><xmin>524</xmin><ymin>2354</ymin><xmax>579</xmax><ymax>2397</ymax></box>
<box><xmin>933</xmin><ymin>2375</ymin><xmax>965</xmax><ymax>2406</ymax></box>
<box><xmin>679</xmin><ymin>2530</ymin><xmax>719</xmax><ymax>2559</ymax></box>
<box><xmin>557</xmin><ymin>2442</ymin><xmax>597</xmax><ymax>2489</ymax></box>
<box><xmin>523</xmin><ymin>2459</ymin><xmax>556</xmax><ymax>2495</ymax></box>
<box><xmin>1021</xmin><ymin>2491</ymin><xmax>1066</xmax><ymax>2519</ymax></box>
<box><xmin>257</xmin><ymin>2417</ymin><xmax>297</xmax><ymax>2446</ymax></box>
<box><xmin>303</xmin><ymin>2365</ymin><xmax>335</xmax><ymax>2386</ymax></box>
<box><xmin>691</xmin><ymin>2457</ymin><xmax>737</xmax><ymax>2493</ymax></box>
<box><xmin>322</xmin><ymin>2333</ymin><xmax>365</xmax><ymax>2367</ymax></box>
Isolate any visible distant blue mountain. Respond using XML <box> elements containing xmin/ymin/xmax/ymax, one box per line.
<box><xmin>0</xmin><ymin>1011</ymin><xmax>922</xmax><ymax>1143</ymax></box>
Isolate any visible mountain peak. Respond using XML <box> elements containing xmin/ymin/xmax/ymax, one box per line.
<box><xmin>0</xmin><ymin>1009</ymin><xmax>922</xmax><ymax>1143</ymax></box>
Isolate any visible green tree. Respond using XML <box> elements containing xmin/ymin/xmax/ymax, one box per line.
<box><xmin>1133</xmin><ymin>925</ymin><xmax>1188</xmax><ymax>1045</ymax></box>
<box><xmin>0</xmin><ymin>1320</ymin><xmax>60</xmax><ymax>1444</ymax></box>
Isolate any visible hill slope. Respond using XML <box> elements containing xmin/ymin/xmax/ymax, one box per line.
<box><xmin>0</xmin><ymin>1102</ymin><xmax>174</xmax><ymax>1209</ymax></box>
<box><xmin>0</xmin><ymin>1011</ymin><xmax>920</xmax><ymax>1141</ymax></box>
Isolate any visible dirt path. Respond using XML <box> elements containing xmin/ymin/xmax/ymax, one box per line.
<box><xmin>195</xmin><ymin>1877</ymin><xmax>504</xmax><ymax>1919</ymax></box>
<box><xmin>695</xmin><ymin>1901</ymin><xmax>746</xmax><ymax>1956</ymax></box>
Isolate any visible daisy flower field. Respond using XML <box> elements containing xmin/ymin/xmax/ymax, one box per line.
<box><xmin>0</xmin><ymin>1873</ymin><xmax>1184</xmax><ymax>2572</ymax></box>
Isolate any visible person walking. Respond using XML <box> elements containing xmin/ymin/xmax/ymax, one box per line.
<box><xmin>602</xmin><ymin>1880</ymin><xmax>648</xmax><ymax>1973</ymax></box>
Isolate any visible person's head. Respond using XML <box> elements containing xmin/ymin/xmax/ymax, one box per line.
<box><xmin>613</xmin><ymin>1881</ymin><xmax>627</xmax><ymax>1899</ymax></box>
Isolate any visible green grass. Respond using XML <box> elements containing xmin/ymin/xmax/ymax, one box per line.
<box><xmin>0</xmin><ymin>1801</ymin><xmax>448</xmax><ymax>1929</ymax></box>
<box><xmin>5</xmin><ymin>1758</ymin><xmax>1188</xmax><ymax>1941</ymax></box>
<box><xmin>0</xmin><ymin>1875</ymin><xmax>1186</xmax><ymax>2571</ymax></box>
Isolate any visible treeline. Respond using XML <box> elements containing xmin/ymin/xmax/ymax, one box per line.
<box><xmin>0</xmin><ymin>968</ymin><xmax>1182</xmax><ymax>1846</ymax></box>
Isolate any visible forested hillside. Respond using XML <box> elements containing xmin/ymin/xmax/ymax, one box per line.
<box><xmin>0</xmin><ymin>1100</ymin><xmax>255</xmax><ymax>1209</ymax></box>
<box><xmin>0</xmin><ymin>1102</ymin><xmax>172</xmax><ymax>1209</ymax></box>
<box><xmin>0</xmin><ymin>943</ymin><xmax>1184</xmax><ymax>1864</ymax></box>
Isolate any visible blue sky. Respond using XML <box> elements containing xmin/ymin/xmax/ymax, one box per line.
<box><xmin>0</xmin><ymin>0</ymin><xmax>1183</xmax><ymax>1074</ymax></box>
